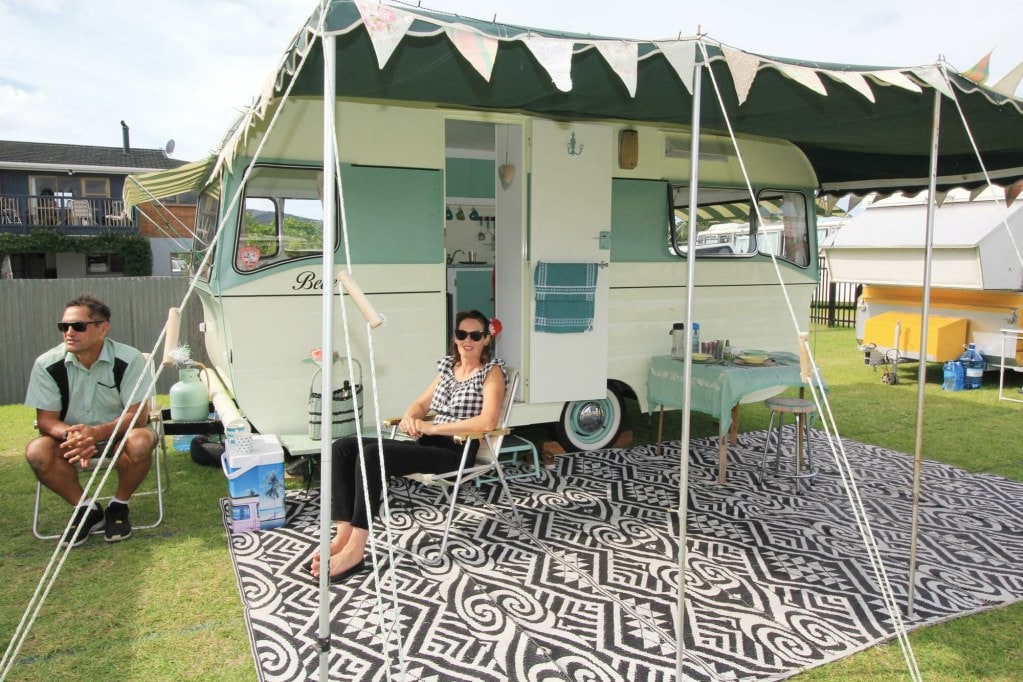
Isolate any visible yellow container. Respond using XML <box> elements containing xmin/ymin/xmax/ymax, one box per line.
<box><xmin>863</xmin><ymin>311</ymin><xmax>967</xmax><ymax>362</ymax></box>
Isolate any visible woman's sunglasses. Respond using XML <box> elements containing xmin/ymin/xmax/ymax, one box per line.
<box><xmin>57</xmin><ymin>320</ymin><xmax>105</xmax><ymax>333</ymax></box>
<box><xmin>453</xmin><ymin>329</ymin><xmax>487</xmax><ymax>341</ymax></box>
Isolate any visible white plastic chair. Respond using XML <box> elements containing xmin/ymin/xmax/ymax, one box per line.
<box><xmin>383</xmin><ymin>367</ymin><xmax>525</xmax><ymax>556</ymax></box>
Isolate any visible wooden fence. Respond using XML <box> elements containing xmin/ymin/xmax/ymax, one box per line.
<box><xmin>0</xmin><ymin>278</ymin><xmax>206</xmax><ymax>406</ymax></box>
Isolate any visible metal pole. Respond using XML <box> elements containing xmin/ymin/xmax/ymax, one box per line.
<box><xmin>676</xmin><ymin>46</ymin><xmax>703</xmax><ymax>682</ymax></box>
<box><xmin>908</xmin><ymin>84</ymin><xmax>942</xmax><ymax>617</ymax></box>
<box><xmin>317</xmin><ymin>32</ymin><xmax>338</xmax><ymax>682</ymax></box>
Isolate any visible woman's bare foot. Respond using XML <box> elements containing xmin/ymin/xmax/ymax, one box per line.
<box><xmin>307</xmin><ymin>524</ymin><xmax>353</xmax><ymax>571</ymax></box>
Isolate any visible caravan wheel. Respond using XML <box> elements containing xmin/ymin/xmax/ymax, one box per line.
<box><xmin>554</xmin><ymin>387</ymin><xmax>624</xmax><ymax>452</ymax></box>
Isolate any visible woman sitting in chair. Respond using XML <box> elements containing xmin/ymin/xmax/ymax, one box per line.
<box><xmin>310</xmin><ymin>310</ymin><xmax>506</xmax><ymax>583</ymax></box>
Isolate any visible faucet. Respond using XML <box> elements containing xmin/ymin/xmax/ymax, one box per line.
<box><xmin>447</xmin><ymin>249</ymin><xmax>465</xmax><ymax>265</ymax></box>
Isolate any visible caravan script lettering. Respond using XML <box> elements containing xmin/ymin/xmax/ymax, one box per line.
<box><xmin>292</xmin><ymin>271</ymin><xmax>339</xmax><ymax>291</ymax></box>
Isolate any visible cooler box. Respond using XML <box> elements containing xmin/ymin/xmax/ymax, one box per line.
<box><xmin>222</xmin><ymin>434</ymin><xmax>286</xmax><ymax>532</ymax></box>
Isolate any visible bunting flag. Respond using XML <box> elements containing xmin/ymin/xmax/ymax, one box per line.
<box><xmin>445</xmin><ymin>24</ymin><xmax>500</xmax><ymax>81</ymax></box>
<box><xmin>868</xmin><ymin>70</ymin><xmax>922</xmax><ymax>93</ymax></box>
<box><xmin>823</xmin><ymin>70</ymin><xmax>876</xmax><ymax>102</ymax></box>
<box><xmin>655</xmin><ymin>40</ymin><xmax>697</xmax><ymax>94</ymax></box>
<box><xmin>592</xmin><ymin>40</ymin><xmax>639</xmax><ymax>97</ymax></box>
<box><xmin>935</xmin><ymin>190</ymin><xmax>948</xmax><ymax>207</ymax></box>
<box><xmin>912</xmin><ymin>64</ymin><xmax>954</xmax><ymax>99</ymax></box>
<box><xmin>522</xmin><ymin>35</ymin><xmax>575</xmax><ymax>92</ymax></box>
<box><xmin>962</xmin><ymin>49</ymin><xmax>994</xmax><ymax>84</ymax></box>
<box><xmin>722</xmin><ymin>46</ymin><xmax>760</xmax><ymax>105</ymax></box>
<box><xmin>776</xmin><ymin>63</ymin><xmax>827</xmax><ymax>97</ymax></box>
<box><xmin>969</xmin><ymin>185</ymin><xmax>988</xmax><ymax>201</ymax></box>
<box><xmin>355</xmin><ymin>1</ymin><xmax>415</xmax><ymax>69</ymax></box>
<box><xmin>1006</xmin><ymin>179</ymin><xmax>1023</xmax><ymax>207</ymax></box>
<box><xmin>992</xmin><ymin>59</ymin><xmax>1023</xmax><ymax>97</ymax></box>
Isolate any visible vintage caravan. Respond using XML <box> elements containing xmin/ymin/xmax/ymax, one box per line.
<box><xmin>824</xmin><ymin>190</ymin><xmax>1023</xmax><ymax>370</ymax></box>
<box><xmin>127</xmin><ymin>1</ymin><xmax>1023</xmax><ymax>449</ymax></box>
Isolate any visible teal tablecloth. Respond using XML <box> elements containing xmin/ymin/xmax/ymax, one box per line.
<box><xmin>647</xmin><ymin>353</ymin><xmax>812</xmax><ymax>434</ymax></box>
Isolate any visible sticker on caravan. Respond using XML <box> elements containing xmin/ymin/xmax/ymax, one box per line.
<box><xmin>238</xmin><ymin>246</ymin><xmax>261</xmax><ymax>270</ymax></box>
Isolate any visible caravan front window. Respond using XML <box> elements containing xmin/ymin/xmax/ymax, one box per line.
<box><xmin>235</xmin><ymin>166</ymin><xmax>334</xmax><ymax>273</ymax></box>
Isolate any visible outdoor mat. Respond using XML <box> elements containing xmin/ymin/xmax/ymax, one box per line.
<box><xmin>221</xmin><ymin>431</ymin><xmax>1023</xmax><ymax>681</ymax></box>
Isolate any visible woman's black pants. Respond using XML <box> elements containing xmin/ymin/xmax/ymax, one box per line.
<box><xmin>330</xmin><ymin>435</ymin><xmax>478</xmax><ymax>529</ymax></box>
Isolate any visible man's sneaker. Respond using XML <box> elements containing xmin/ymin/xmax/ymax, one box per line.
<box><xmin>62</xmin><ymin>502</ymin><xmax>105</xmax><ymax>548</ymax></box>
<box><xmin>104</xmin><ymin>501</ymin><xmax>132</xmax><ymax>542</ymax></box>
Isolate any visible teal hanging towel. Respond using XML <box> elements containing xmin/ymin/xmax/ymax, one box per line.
<box><xmin>533</xmin><ymin>261</ymin><xmax>598</xmax><ymax>333</ymax></box>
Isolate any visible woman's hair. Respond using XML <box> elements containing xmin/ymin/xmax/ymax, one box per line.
<box><xmin>449</xmin><ymin>309</ymin><xmax>492</xmax><ymax>364</ymax></box>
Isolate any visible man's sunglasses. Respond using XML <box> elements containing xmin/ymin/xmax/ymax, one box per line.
<box><xmin>57</xmin><ymin>320</ymin><xmax>105</xmax><ymax>333</ymax></box>
<box><xmin>453</xmin><ymin>329</ymin><xmax>487</xmax><ymax>341</ymax></box>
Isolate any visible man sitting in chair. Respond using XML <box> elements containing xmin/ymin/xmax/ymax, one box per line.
<box><xmin>309</xmin><ymin>310</ymin><xmax>506</xmax><ymax>583</ymax></box>
<box><xmin>24</xmin><ymin>294</ymin><xmax>156</xmax><ymax>547</ymax></box>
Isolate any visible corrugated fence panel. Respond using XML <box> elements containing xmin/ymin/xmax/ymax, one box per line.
<box><xmin>0</xmin><ymin>278</ymin><xmax>207</xmax><ymax>406</ymax></box>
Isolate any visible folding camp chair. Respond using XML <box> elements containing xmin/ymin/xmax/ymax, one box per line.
<box><xmin>382</xmin><ymin>367</ymin><xmax>525</xmax><ymax>556</ymax></box>
<box><xmin>32</xmin><ymin>354</ymin><xmax>167</xmax><ymax>540</ymax></box>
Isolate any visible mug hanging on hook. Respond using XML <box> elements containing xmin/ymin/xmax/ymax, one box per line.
<box><xmin>446</xmin><ymin>206</ymin><xmax>453</xmax><ymax>221</ymax></box>
<box><xmin>456</xmin><ymin>207</ymin><xmax>465</xmax><ymax>220</ymax></box>
<box><xmin>469</xmin><ymin>207</ymin><xmax>480</xmax><ymax>221</ymax></box>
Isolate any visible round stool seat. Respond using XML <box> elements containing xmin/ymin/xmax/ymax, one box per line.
<box><xmin>764</xmin><ymin>396</ymin><xmax>815</xmax><ymax>414</ymax></box>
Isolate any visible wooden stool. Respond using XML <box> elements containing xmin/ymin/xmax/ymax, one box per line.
<box><xmin>759</xmin><ymin>396</ymin><xmax>817</xmax><ymax>491</ymax></box>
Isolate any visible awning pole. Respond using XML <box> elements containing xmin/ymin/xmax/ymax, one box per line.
<box><xmin>908</xmin><ymin>83</ymin><xmax>942</xmax><ymax>618</ymax></box>
<box><xmin>317</xmin><ymin>31</ymin><xmax>337</xmax><ymax>682</ymax></box>
<box><xmin>676</xmin><ymin>44</ymin><xmax>704</xmax><ymax>682</ymax></box>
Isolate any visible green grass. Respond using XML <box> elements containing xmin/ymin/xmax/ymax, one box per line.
<box><xmin>2</xmin><ymin>326</ymin><xmax>1021</xmax><ymax>680</ymax></box>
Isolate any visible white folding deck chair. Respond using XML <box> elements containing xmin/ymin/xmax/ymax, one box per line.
<box><xmin>383</xmin><ymin>367</ymin><xmax>525</xmax><ymax>556</ymax></box>
<box><xmin>32</xmin><ymin>354</ymin><xmax>167</xmax><ymax>540</ymax></box>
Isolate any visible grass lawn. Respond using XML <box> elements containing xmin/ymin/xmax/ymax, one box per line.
<box><xmin>2</xmin><ymin>326</ymin><xmax>1021</xmax><ymax>680</ymax></box>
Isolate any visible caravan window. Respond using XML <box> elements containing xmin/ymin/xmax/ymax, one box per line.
<box><xmin>668</xmin><ymin>186</ymin><xmax>811</xmax><ymax>266</ymax></box>
<box><xmin>756</xmin><ymin>191</ymin><xmax>810</xmax><ymax>267</ymax></box>
<box><xmin>668</xmin><ymin>186</ymin><xmax>757</xmax><ymax>257</ymax></box>
<box><xmin>191</xmin><ymin>191</ymin><xmax>219</xmax><ymax>281</ymax></box>
<box><xmin>235</xmin><ymin>166</ymin><xmax>334</xmax><ymax>273</ymax></box>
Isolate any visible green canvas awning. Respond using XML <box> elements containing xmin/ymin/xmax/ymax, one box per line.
<box><xmin>217</xmin><ymin>0</ymin><xmax>1023</xmax><ymax>199</ymax></box>
<box><xmin>123</xmin><ymin>157</ymin><xmax>216</xmax><ymax>213</ymax></box>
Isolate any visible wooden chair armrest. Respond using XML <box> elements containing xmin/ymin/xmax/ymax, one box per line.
<box><xmin>381</xmin><ymin>414</ymin><xmax>436</xmax><ymax>429</ymax></box>
<box><xmin>453</xmin><ymin>427</ymin><xmax>511</xmax><ymax>444</ymax></box>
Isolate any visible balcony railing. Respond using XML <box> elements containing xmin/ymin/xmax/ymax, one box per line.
<box><xmin>0</xmin><ymin>195</ymin><xmax>137</xmax><ymax>235</ymax></box>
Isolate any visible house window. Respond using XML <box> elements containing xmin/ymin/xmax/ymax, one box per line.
<box><xmin>86</xmin><ymin>253</ymin><xmax>124</xmax><ymax>275</ymax></box>
<box><xmin>83</xmin><ymin>178</ymin><xmax>110</xmax><ymax>197</ymax></box>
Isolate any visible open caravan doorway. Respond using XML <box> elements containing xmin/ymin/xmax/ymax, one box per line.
<box><xmin>444</xmin><ymin>119</ymin><xmax>526</xmax><ymax>379</ymax></box>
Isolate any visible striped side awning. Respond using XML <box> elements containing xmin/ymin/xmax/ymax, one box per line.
<box><xmin>123</xmin><ymin>157</ymin><xmax>216</xmax><ymax>213</ymax></box>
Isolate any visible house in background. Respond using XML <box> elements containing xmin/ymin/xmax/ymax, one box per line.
<box><xmin>0</xmin><ymin>124</ymin><xmax>197</xmax><ymax>278</ymax></box>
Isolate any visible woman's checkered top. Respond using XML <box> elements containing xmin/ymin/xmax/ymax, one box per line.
<box><xmin>429</xmin><ymin>356</ymin><xmax>507</xmax><ymax>424</ymax></box>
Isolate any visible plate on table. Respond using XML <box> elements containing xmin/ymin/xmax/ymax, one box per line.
<box><xmin>735</xmin><ymin>351</ymin><xmax>771</xmax><ymax>366</ymax></box>
<box><xmin>692</xmin><ymin>352</ymin><xmax>717</xmax><ymax>364</ymax></box>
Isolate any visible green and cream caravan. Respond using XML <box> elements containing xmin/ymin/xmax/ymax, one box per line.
<box><xmin>126</xmin><ymin>1</ymin><xmax>1023</xmax><ymax>450</ymax></box>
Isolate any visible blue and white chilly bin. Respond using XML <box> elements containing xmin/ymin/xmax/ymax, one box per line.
<box><xmin>222</xmin><ymin>434</ymin><xmax>286</xmax><ymax>533</ymax></box>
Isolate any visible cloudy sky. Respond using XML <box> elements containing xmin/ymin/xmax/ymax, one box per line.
<box><xmin>2</xmin><ymin>0</ymin><xmax>1022</xmax><ymax>161</ymax></box>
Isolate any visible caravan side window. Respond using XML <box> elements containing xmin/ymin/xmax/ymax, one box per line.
<box><xmin>192</xmin><ymin>191</ymin><xmax>219</xmax><ymax>281</ymax></box>
<box><xmin>235</xmin><ymin>166</ymin><xmax>334</xmax><ymax>273</ymax></box>
<box><xmin>668</xmin><ymin>186</ymin><xmax>757</xmax><ymax>257</ymax></box>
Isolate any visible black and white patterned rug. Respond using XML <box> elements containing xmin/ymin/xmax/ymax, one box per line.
<box><xmin>222</xmin><ymin>431</ymin><xmax>1023</xmax><ymax>681</ymax></box>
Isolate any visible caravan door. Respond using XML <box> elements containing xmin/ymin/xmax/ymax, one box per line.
<box><xmin>526</xmin><ymin>120</ymin><xmax>611</xmax><ymax>404</ymax></box>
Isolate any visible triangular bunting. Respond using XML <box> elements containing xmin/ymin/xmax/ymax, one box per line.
<box><xmin>355</xmin><ymin>1</ymin><xmax>415</xmax><ymax>69</ymax></box>
<box><xmin>823</xmin><ymin>70</ymin><xmax>875</xmax><ymax>102</ymax></box>
<box><xmin>912</xmin><ymin>64</ymin><xmax>954</xmax><ymax>99</ymax></box>
<box><xmin>1006</xmin><ymin>179</ymin><xmax>1023</xmax><ymax>207</ymax></box>
<box><xmin>722</xmin><ymin>46</ymin><xmax>761</xmax><ymax>105</ymax></box>
<box><xmin>935</xmin><ymin>190</ymin><xmax>949</xmax><ymax>207</ymax></box>
<box><xmin>962</xmin><ymin>49</ymin><xmax>994</xmax><ymax>84</ymax></box>
<box><xmin>655</xmin><ymin>40</ymin><xmax>697</xmax><ymax>94</ymax></box>
<box><xmin>445</xmin><ymin>24</ymin><xmax>499</xmax><ymax>81</ymax></box>
<box><xmin>969</xmin><ymin>185</ymin><xmax>988</xmax><ymax>201</ymax></box>
<box><xmin>593</xmin><ymin>41</ymin><xmax>639</xmax><ymax>97</ymax></box>
<box><xmin>775</xmin><ymin>63</ymin><xmax>828</xmax><ymax>97</ymax></box>
<box><xmin>522</xmin><ymin>35</ymin><xmax>576</xmax><ymax>92</ymax></box>
<box><xmin>869</xmin><ymin>70</ymin><xmax>922</xmax><ymax>93</ymax></box>
<box><xmin>992</xmin><ymin>60</ymin><xmax>1023</xmax><ymax>98</ymax></box>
